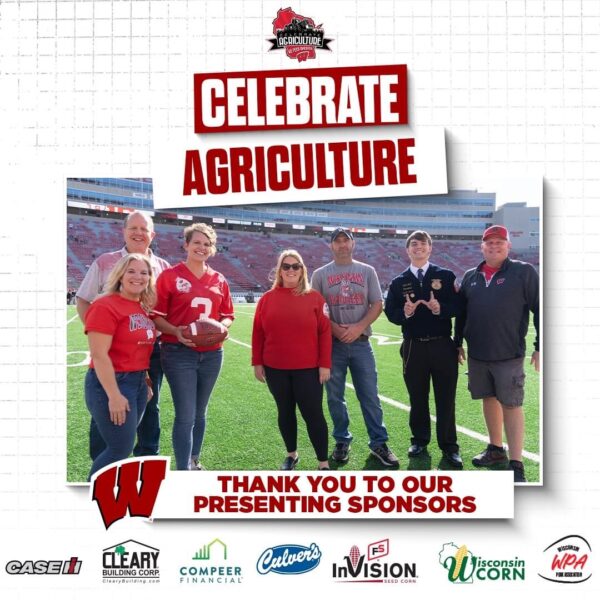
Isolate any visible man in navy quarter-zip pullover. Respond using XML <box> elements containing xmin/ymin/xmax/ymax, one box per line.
<box><xmin>384</xmin><ymin>230</ymin><xmax>463</xmax><ymax>469</ymax></box>
<box><xmin>454</xmin><ymin>225</ymin><xmax>540</xmax><ymax>483</ymax></box>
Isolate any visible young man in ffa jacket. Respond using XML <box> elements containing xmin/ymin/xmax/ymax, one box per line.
<box><xmin>384</xmin><ymin>230</ymin><xmax>462</xmax><ymax>468</ymax></box>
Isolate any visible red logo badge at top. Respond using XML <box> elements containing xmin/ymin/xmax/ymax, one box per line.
<box><xmin>268</xmin><ymin>7</ymin><xmax>333</xmax><ymax>62</ymax></box>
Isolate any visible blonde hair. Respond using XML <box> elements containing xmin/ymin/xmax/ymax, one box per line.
<box><xmin>183</xmin><ymin>222</ymin><xmax>217</xmax><ymax>257</ymax></box>
<box><xmin>271</xmin><ymin>249</ymin><xmax>310</xmax><ymax>295</ymax></box>
<box><xmin>103</xmin><ymin>253</ymin><xmax>156</xmax><ymax>310</ymax></box>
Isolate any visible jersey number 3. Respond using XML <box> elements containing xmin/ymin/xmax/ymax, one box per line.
<box><xmin>191</xmin><ymin>297</ymin><xmax>213</xmax><ymax>319</ymax></box>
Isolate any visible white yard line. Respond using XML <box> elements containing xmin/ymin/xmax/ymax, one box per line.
<box><xmin>229</xmin><ymin>337</ymin><xmax>252</xmax><ymax>349</ymax></box>
<box><xmin>67</xmin><ymin>313</ymin><xmax>80</xmax><ymax>325</ymax></box>
<box><xmin>229</xmin><ymin>336</ymin><xmax>540</xmax><ymax>463</ymax></box>
<box><xmin>345</xmin><ymin>383</ymin><xmax>540</xmax><ymax>463</ymax></box>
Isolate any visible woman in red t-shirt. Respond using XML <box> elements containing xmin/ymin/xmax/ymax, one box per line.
<box><xmin>154</xmin><ymin>223</ymin><xmax>234</xmax><ymax>470</ymax></box>
<box><xmin>84</xmin><ymin>253</ymin><xmax>156</xmax><ymax>478</ymax></box>
<box><xmin>252</xmin><ymin>249</ymin><xmax>332</xmax><ymax>471</ymax></box>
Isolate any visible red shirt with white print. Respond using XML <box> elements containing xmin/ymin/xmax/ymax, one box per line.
<box><xmin>154</xmin><ymin>262</ymin><xmax>234</xmax><ymax>351</ymax></box>
<box><xmin>85</xmin><ymin>293</ymin><xmax>156</xmax><ymax>371</ymax></box>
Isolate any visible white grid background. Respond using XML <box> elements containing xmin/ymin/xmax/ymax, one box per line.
<box><xmin>0</xmin><ymin>1</ymin><xmax>598</xmax><ymax>598</ymax></box>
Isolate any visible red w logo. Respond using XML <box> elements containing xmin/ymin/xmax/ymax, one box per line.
<box><xmin>91</xmin><ymin>458</ymin><xmax>168</xmax><ymax>529</ymax></box>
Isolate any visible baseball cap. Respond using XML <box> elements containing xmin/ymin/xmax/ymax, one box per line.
<box><xmin>330</xmin><ymin>227</ymin><xmax>354</xmax><ymax>242</ymax></box>
<box><xmin>482</xmin><ymin>225</ymin><xmax>509</xmax><ymax>241</ymax></box>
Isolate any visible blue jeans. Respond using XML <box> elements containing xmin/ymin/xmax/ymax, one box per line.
<box><xmin>85</xmin><ymin>369</ymin><xmax>147</xmax><ymax>479</ymax></box>
<box><xmin>161</xmin><ymin>343</ymin><xmax>223</xmax><ymax>470</ymax></box>
<box><xmin>326</xmin><ymin>338</ymin><xmax>388</xmax><ymax>448</ymax></box>
<box><xmin>89</xmin><ymin>340</ymin><xmax>163</xmax><ymax>459</ymax></box>
<box><xmin>133</xmin><ymin>341</ymin><xmax>164</xmax><ymax>455</ymax></box>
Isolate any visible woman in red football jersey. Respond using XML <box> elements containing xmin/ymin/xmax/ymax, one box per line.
<box><xmin>252</xmin><ymin>249</ymin><xmax>332</xmax><ymax>471</ymax></box>
<box><xmin>84</xmin><ymin>253</ymin><xmax>157</xmax><ymax>479</ymax></box>
<box><xmin>154</xmin><ymin>223</ymin><xmax>234</xmax><ymax>470</ymax></box>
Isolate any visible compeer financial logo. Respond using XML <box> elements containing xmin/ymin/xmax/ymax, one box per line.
<box><xmin>179</xmin><ymin>539</ymin><xmax>243</xmax><ymax>585</ymax></box>
<box><xmin>5</xmin><ymin>557</ymin><xmax>82</xmax><ymax>575</ymax></box>
<box><xmin>91</xmin><ymin>457</ymin><xmax>168</xmax><ymax>529</ymax></box>
<box><xmin>268</xmin><ymin>7</ymin><xmax>333</xmax><ymax>62</ymax></box>
<box><xmin>102</xmin><ymin>539</ymin><xmax>160</xmax><ymax>584</ymax></box>
<box><xmin>332</xmin><ymin>539</ymin><xmax>417</xmax><ymax>583</ymax></box>
<box><xmin>256</xmin><ymin>543</ymin><xmax>321</xmax><ymax>575</ymax></box>
<box><xmin>538</xmin><ymin>535</ymin><xmax>592</xmax><ymax>584</ymax></box>
<box><xmin>439</xmin><ymin>543</ymin><xmax>526</xmax><ymax>583</ymax></box>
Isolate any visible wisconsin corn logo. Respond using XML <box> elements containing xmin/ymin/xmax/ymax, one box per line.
<box><xmin>439</xmin><ymin>543</ymin><xmax>526</xmax><ymax>583</ymax></box>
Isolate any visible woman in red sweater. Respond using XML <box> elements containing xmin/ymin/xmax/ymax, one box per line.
<box><xmin>252</xmin><ymin>250</ymin><xmax>332</xmax><ymax>470</ymax></box>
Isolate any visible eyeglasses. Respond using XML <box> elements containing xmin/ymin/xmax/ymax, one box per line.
<box><xmin>281</xmin><ymin>263</ymin><xmax>303</xmax><ymax>271</ymax></box>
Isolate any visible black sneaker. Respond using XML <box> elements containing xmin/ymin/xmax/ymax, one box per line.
<box><xmin>472</xmin><ymin>444</ymin><xmax>509</xmax><ymax>467</ymax></box>
<box><xmin>280</xmin><ymin>456</ymin><xmax>299</xmax><ymax>471</ymax></box>
<box><xmin>191</xmin><ymin>457</ymin><xmax>206</xmax><ymax>470</ymax></box>
<box><xmin>509</xmin><ymin>460</ymin><xmax>527</xmax><ymax>483</ymax></box>
<box><xmin>332</xmin><ymin>442</ymin><xmax>350</xmax><ymax>462</ymax></box>
<box><xmin>370</xmin><ymin>444</ymin><xmax>400</xmax><ymax>467</ymax></box>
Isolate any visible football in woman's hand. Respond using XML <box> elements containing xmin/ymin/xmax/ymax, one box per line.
<box><xmin>182</xmin><ymin>318</ymin><xmax>227</xmax><ymax>346</ymax></box>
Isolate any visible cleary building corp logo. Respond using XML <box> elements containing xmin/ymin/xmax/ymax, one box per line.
<box><xmin>538</xmin><ymin>535</ymin><xmax>592</xmax><ymax>583</ymax></box>
<box><xmin>439</xmin><ymin>543</ymin><xmax>526</xmax><ymax>583</ymax></box>
<box><xmin>102</xmin><ymin>540</ymin><xmax>160</xmax><ymax>584</ymax></box>
<box><xmin>268</xmin><ymin>7</ymin><xmax>333</xmax><ymax>62</ymax></box>
<box><xmin>332</xmin><ymin>539</ymin><xmax>417</xmax><ymax>583</ymax></box>
<box><xmin>91</xmin><ymin>458</ymin><xmax>168</xmax><ymax>529</ymax></box>
<box><xmin>179</xmin><ymin>539</ymin><xmax>243</xmax><ymax>585</ymax></box>
<box><xmin>257</xmin><ymin>543</ymin><xmax>321</xmax><ymax>575</ymax></box>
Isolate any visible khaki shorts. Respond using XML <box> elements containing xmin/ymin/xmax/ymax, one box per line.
<box><xmin>467</xmin><ymin>356</ymin><xmax>526</xmax><ymax>408</ymax></box>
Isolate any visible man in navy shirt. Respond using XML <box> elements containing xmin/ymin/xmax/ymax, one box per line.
<box><xmin>384</xmin><ymin>231</ymin><xmax>462</xmax><ymax>468</ymax></box>
<box><xmin>455</xmin><ymin>225</ymin><xmax>539</xmax><ymax>483</ymax></box>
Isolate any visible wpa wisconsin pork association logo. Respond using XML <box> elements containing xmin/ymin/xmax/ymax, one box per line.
<box><xmin>268</xmin><ymin>7</ymin><xmax>333</xmax><ymax>62</ymax></box>
<box><xmin>538</xmin><ymin>535</ymin><xmax>592</xmax><ymax>584</ymax></box>
<box><xmin>256</xmin><ymin>543</ymin><xmax>321</xmax><ymax>575</ymax></box>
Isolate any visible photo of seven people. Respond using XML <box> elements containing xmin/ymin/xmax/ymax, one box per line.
<box><xmin>75</xmin><ymin>214</ymin><xmax>539</xmax><ymax>483</ymax></box>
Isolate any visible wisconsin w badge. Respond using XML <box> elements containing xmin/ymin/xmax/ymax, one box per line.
<box><xmin>91</xmin><ymin>457</ymin><xmax>168</xmax><ymax>529</ymax></box>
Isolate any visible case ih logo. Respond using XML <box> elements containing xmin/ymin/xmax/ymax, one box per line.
<box><xmin>91</xmin><ymin>458</ymin><xmax>168</xmax><ymax>529</ymax></box>
<box><xmin>538</xmin><ymin>535</ymin><xmax>592</xmax><ymax>584</ymax></box>
<box><xmin>5</xmin><ymin>557</ymin><xmax>81</xmax><ymax>575</ymax></box>
<box><xmin>268</xmin><ymin>7</ymin><xmax>333</xmax><ymax>62</ymax></box>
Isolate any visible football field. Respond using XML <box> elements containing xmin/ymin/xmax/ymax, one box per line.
<box><xmin>67</xmin><ymin>305</ymin><xmax>540</xmax><ymax>483</ymax></box>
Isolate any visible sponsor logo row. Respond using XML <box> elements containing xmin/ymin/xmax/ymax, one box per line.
<box><xmin>4</xmin><ymin>535</ymin><xmax>591</xmax><ymax>585</ymax></box>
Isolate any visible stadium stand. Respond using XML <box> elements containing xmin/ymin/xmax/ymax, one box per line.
<box><xmin>67</xmin><ymin>213</ymin><xmax>537</xmax><ymax>294</ymax></box>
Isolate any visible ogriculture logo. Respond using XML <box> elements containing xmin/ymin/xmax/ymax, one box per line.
<box><xmin>439</xmin><ymin>543</ymin><xmax>526</xmax><ymax>583</ymax></box>
<box><xmin>267</xmin><ymin>7</ymin><xmax>333</xmax><ymax>62</ymax></box>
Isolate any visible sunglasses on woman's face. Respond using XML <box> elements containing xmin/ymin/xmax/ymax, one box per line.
<box><xmin>281</xmin><ymin>263</ymin><xmax>303</xmax><ymax>271</ymax></box>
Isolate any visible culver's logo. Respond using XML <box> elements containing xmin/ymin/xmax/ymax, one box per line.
<box><xmin>257</xmin><ymin>543</ymin><xmax>321</xmax><ymax>575</ymax></box>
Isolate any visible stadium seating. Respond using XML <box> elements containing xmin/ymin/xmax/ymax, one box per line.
<box><xmin>67</xmin><ymin>213</ymin><xmax>538</xmax><ymax>293</ymax></box>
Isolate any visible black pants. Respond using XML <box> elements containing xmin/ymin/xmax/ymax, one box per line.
<box><xmin>264</xmin><ymin>366</ymin><xmax>329</xmax><ymax>462</ymax></box>
<box><xmin>401</xmin><ymin>337</ymin><xmax>458</xmax><ymax>453</ymax></box>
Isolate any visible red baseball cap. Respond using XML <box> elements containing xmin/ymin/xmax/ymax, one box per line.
<box><xmin>482</xmin><ymin>225</ymin><xmax>509</xmax><ymax>241</ymax></box>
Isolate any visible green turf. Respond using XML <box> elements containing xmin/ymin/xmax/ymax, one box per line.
<box><xmin>66</xmin><ymin>305</ymin><xmax>541</xmax><ymax>483</ymax></box>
